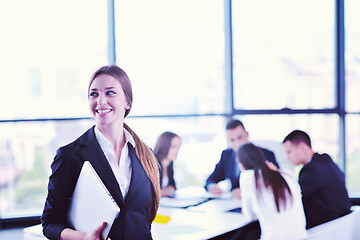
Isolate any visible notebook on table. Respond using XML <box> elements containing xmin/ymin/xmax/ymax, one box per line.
<box><xmin>67</xmin><ymin>161</ymin><xmax>120</xmax><ymax>239</ymax></box>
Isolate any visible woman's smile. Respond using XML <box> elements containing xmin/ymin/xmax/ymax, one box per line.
<box><xmin>96</xmin><ymin>108</ymin><xmax>113</xmax><ymax>116</ymax></box>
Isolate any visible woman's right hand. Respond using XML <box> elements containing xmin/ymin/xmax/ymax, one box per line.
<box><xmin>85</xmin><ymin>222</ymin><xmax>107</xmax><ymax>240</ymax></box>
<box><xmin>60</xmin><ymin>222</ymin><xmax>109</xmax><ymax>240</ymax></box>
<box><xmin>209</xmin><ymin>184</ymin><xmax>223</xmax><ymax>195</ymax></box>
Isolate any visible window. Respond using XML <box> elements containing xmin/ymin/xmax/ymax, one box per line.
<box><xmin>0</xmin><ymin>119</ymin><xmax>93</xmax><ymax>218</ymax></box>
<box><xmin>346</xmin><ymin>115</ymin><xmax>360</xmax><ymax>197</ymax></box>
<box><xmin>0</xmin><ymin>0</ymin><xmax>107</xmax><ymax>120</ymax></box>
<box><xmin>345</xmin><ymin>0</ymin><xmax>360</xmax><ymax>196</ymax></box>
<box><xmin>345</xmin><ymin>0</ymin><xmax>360</xmax><ymax>113</ymax></box>
<box><xmin>237</xmin><ymin>114</ymin><xmax>339</xmax><ymax>159</ymax></box>
<box><xmin>115</xmin><ymin>0</ymin><xmax>225</xmax><ymax>115</ymax></box>
<box><xmin>0</xmin><ymin>0</ymin><xmax>107</xmax><ymax>219</ymax></box>
<box><xmin>232</xmin><ymin>0</ymin><xmax>335</xmax><ymax>110</ymax></box>
<box><xmin>126</xmin><ymin>116</ymin><xmax>227</xmax><ymax>188</ymax></box>
<box><xmin>0</xmin><ymin>0</ymin><xmax>358</xmax><ymax>226</ymax></box>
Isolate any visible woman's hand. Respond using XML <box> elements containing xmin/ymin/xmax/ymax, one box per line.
<box><xmin>85</xmin><ymin>222</ymin><xmax>107</xmax><ymax>240</ymax></box>
<box><xmin>60</xmin><ymin>222</ymin><xmax>109</xmax><ymax>240</ymax></box>
<box><xmin>161</xmin><ymin>186</ymin><xmax>176</xmax><ymax>197</ymax></box>
<box><xmin>208</xmin><ymin>184</ymin><xmax>223</xmax><ymax>195</ymax></box>
<box><xmin>232</xmin><ymin>188</ymin><xmax>241</xmax><ymax>200</ymax></box>
<box><xmin>265</xmin><ymin>160</ymin><xmax>279</xmax><ymax>171</ymax></box>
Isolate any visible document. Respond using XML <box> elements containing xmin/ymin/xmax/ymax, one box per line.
<box><xmin>160</xmin><ymin>196</ymin><xmax>209</xmax><ymax>209</ymax></box>
<box><xmin>67</xmin><ymin>161</ymin><xmax>120</xmax><ymax>239</ymax></box>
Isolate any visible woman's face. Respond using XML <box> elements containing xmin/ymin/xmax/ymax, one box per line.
<box><xmin>167</xmin><ymin>136</ymin><xmax>181</xmax><ymax>161</ymax></box>
<box><xmin>88</xmin><ymin>74</ymin><xmax>130</xmax><ymax>128</ymax></box>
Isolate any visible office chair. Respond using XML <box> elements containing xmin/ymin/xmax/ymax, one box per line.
<box><xmin>304</xmin><ymin>206</ymin><xmax>360</xmax><ymax>240</ymax></box>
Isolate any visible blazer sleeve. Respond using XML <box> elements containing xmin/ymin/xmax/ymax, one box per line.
<box><xmin>298</xmin><ymin>162</ymin><xmax>324</xmax><ymax>198</ymax></box>
<box><xmin>205</xmin><ymin>151</ymin><xmax>227</xmax><ymax>190</ymax></box>
<box><xmin>41</xmin><ymin>146</ymin><xmax>82</xmax><ymax>240</ymax></box>
<box><xmin>261</xmin><ymin>148</ymin><xmax>279</xmax><ymax>169</ymax></box>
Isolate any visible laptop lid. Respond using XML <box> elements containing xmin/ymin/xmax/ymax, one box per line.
<box><xmin>67</xmin><ymin>161</ymin><xmax>120</xmax><ymax>239</ymax></box>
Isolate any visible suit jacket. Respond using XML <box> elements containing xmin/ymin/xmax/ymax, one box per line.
<box><xmin>159</xmin><ymin>161</ymin><xmax>176</xmax><ymax>189</ymax></box>
<box><xmin>299</xmin><ymin>152</ymin><xmax>351</xmax><ymax>229</ymax></box>
<box><xmin>205</xmin><ymin>146</ymin><xmax>278</xmax><ymax>191</ymax></box>
<box><xmin>41</xmin><ymin>126</ymin><xmax>153</xmax><ymax>240</ymax></box>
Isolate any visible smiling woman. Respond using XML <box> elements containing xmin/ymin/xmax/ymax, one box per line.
<box><xmin>41</xmin><ymin>65</ymin><xmax>161</xmax><ymax>240</ymax></box>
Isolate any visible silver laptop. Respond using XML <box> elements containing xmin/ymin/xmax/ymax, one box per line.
<box><xmin>67</xmin><ymin>161</ymin><xmax>120</xmax><ymax>239</ymax></box>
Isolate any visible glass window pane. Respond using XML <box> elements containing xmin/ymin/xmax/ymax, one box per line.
<box><xmin>234</xmin><ymin>114</ymin><xmax>339</xmax><ymax>169</ymax></box>
<box><xmin>125</xmin><ymin>116</ymin><xmax>227</xmax><ymax>188</ymax></box>
<box><xmin>115</xmin><ymin>0</ymin><xmax>225</xmax><ymax>115</ymax></box>
<box><xmin>0</xmin><ymin>120</ymin><xmax>93</xmax><ymax>218</ymax></box>
<box><xmin>0</xmin><ymin>0</ymin><xmax>108</xmax><ymax>120</ymax></box>
<box><xmin>346</xmin><ymin>115</ymin><xmax>360</xmax><ymax>197</ymax></box>
<box><xmin>345</xmin><ymin>0</ymin><xmax>360</xmax><ymax>112</ymax></box>
<box><xmin>232</xmin><ymin>0</ymin><xmax>335</xmax><ymax>110</ymax></box>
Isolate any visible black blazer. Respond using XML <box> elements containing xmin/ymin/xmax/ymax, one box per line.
<box><xmin>41</xmin><ymin>126</ymin><xmax>154</xmax><ymax>240</ymax></box>
<box><xmin>299</xmin><ymin>152</ymin><xmax>351</xmax><ymax>229</ymax></box>
<box><xmin>205</xmin><ymin>147</ymin><xmax>278</xmax><ymax>191</ymax></box>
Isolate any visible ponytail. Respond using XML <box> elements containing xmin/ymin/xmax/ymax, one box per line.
<box><xmin>259</xmin><ymin>169</ymin><xmax>293</xmax><ymax>213</ymax></box>
<box><xmin>124</xmin><ymin>123</ymin><xmax>161</xmax><ymax>223</ymax></box>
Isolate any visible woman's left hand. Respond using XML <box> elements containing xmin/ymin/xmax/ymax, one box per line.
<box><xmin>161</xmin><ymin>186</ymin><xmax>175</xmax><ymax>197</ymax></box>
<box><xmin>265</xmin><ymin>160</ymin><xmax>279</xmax><ymax>171</ymax></box>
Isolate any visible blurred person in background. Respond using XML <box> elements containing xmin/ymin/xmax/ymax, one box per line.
<box><xmin>154</xmin><ymin>131</ymin><xmax>181</xmax><ymax>198</ymax></box>
<box><xmin>205</xmin><ymin>119</ymin><xmax>279</xmax><ymax>199</ymax></box>
<box><xmin>283</xmin><ymin>130</ymin><xmax>351</xmax><ymax>229</ymax></box>
<box><xmin>232</xmin><ymin>143</ymin><xmax>307</xmax><ymax>240</ymax></box>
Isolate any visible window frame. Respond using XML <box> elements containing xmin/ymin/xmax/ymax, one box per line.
<box><xmin>1</xmin><ymin>0</ymin><xmax>358</xmax><ymax>230</ymax></box>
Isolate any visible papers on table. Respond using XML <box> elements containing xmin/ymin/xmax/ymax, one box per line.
<box><xmin>160</xmin><ymin>196</ymin><xmax>209</xmax><ymax>209</ymax></box>
<box><xmin>159</xmin><ymin>186</ymin><xmax>233</xmax><ymax>209</ymax></box>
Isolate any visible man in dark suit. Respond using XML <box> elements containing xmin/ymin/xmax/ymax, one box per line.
<box><xmin>205</xmin><ymin>119</ymin><xmax>279</xmax><ymax>199</ymax></box>
<box><xmin>282</xmin><ymin>130</ymin><xmax>351</xmax><ymax>229</ymax></box>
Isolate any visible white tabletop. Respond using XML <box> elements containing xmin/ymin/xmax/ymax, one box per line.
<box><xmin>23</xmin><ymin>187</ymin><xmax>249</xmax><ymax>240</ymax></box>
<box><xmin>152</xmin><ymin>187</ymin><xmax>249</xmax><ymax>240</ymax></box>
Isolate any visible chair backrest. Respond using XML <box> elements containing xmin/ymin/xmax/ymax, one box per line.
<box><xmin>304</xmin><ymin>206</ymin><xmax>360</xmax><ymax>240</ymax></box>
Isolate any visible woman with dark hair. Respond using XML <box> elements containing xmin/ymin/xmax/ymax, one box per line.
<box><xmin>154</xmin><ymin>131</ymin><xmax>181</xmax><ymax>197</ymax></box>
<box><xmin>41</xmin><ymin>65</ymin><xmax>161</xmax><ymax>240</ymax></box>
<box><xmin>234</xmin><ymin>143</ymin><xmax>307</xmax><ymax>240</ymax></box>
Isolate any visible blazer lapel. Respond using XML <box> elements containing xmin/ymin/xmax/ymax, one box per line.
<box><xmin>77</xmin><ymin>127</ymin><xmax>125</xmax><ymax>208</ymax></box>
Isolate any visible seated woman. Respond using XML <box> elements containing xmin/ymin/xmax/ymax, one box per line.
<box><xmin>234</xmin><ymin>143</ymin><xmax>307</xmax><ymax>240</ymax></box>
<box><xmin>154</xmin><ymin>131</ymin><xmax>181</xmax><ymax>197</ymax></box>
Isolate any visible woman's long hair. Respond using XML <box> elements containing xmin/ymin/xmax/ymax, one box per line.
<box><xmin>89</xmin><ymin>65</ymin><xmax>161</xmax><ymax>223</ymax></box>
<box><xmin>238</xmin><ymin>143</ymin><xmax>292</xmax><ymax>212</ymax></box>
<box><xmin>124</xmin><ymin>123</ymin><xmax>161</xmax><ymax>223</ymax></box>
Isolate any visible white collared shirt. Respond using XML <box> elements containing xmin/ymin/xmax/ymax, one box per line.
<box><xmin>94</xmin><ymin>126</ymin><xmax>135</xmax><ymax>198</ymax></box>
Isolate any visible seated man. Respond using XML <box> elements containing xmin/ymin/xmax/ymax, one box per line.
<box><xmin>205</xmin><ymin>119</ymin><xmax>279</xmax><ymax>199</ymax></box>
<box><xmin>282</xmin><ymin>130</ymin><xmax>351</xmax><ymax>229</ymax></box>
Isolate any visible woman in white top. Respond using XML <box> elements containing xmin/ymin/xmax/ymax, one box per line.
<box><xmin>236</xmin><ymin>143</ymin><xmax>307</xmax><ymax>240</ymax></box>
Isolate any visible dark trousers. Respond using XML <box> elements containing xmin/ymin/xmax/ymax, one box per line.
<box><xmin>230</xmin><ymin>220</ymin><xmax>261</xmax><ymax>240</ymax></box>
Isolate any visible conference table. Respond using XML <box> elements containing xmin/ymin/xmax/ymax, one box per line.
<box><xmin>152</xmin><ymin>186</ymin><xmax>249</xmax><ymax>240</ymax></box>
<box><xmin>21</xmin><ymin>186</ymin><xmax>250</xmax><ymax>240</ymax></box>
